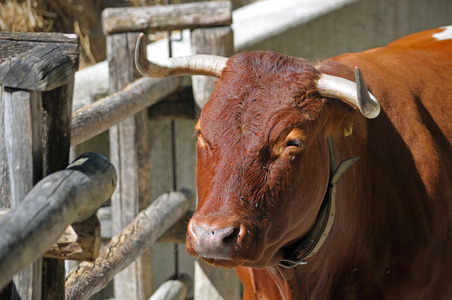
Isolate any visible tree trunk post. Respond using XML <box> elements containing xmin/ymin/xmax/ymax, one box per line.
<box><xmin>0</xmin><ymin>32</ymin><xmax>79</xmax><ymax>300</ymax></box>
<box><xmin>1</xmin><ymin>88</ymin><xmax>44</xmax><ymax>300</ymax></box>
<box><xmin>106</xmin><ymin>31</ymin><xmax>153</xmax><ymax>300</ymax></box>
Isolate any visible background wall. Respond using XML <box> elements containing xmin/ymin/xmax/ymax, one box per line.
<box><xmin>234</xmin><ymin>0</ymin><xmax>451</xmax><ymax>59</ymax></box>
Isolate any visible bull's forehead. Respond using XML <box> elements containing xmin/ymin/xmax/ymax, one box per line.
<box><xmin>200</xmin><ymin>94</ymin><xmax>293</xmax><ymax>153</ymax></box>
<box><xmin>199</xmin><ymin>51</ymin><xmax>321</xmax><ymax>147</ymax></box>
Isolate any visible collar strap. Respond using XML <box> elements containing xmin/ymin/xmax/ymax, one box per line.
<box><xmin>278</xmin><ymin>137</ymin><xmax>360</xmax><ymax>268</ymax></box>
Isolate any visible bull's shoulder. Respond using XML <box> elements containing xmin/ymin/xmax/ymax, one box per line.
<box><xmin>321</xmin><ymin>26</ymin><xmax>452</xmax><ymax>74</ymax></box>
<box><xmin>387</xmin><ymin>26</ymin><xmax>452</xmax><ymax>48</ymax></box>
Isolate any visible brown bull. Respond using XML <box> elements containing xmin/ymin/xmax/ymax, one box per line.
<box><xmin>136</xmin><ymin>26</ymin><xmax>452</xmax><ymax>299</ymax></box>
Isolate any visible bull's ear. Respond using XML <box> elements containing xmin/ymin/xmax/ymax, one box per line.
<box><xmin>316</xmin><ymin>67</ymin><xmax>380</xmax><ymax>119</ymax></box>
<box><xmin>344</xmin><ymin>119</ymin><xmax>354</xmax><ymax>137</ymax></box>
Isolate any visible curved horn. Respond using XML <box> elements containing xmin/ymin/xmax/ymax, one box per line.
<box><xmin>135</xmin><ymin>33</ymin><xmax>228</xmax><ymax>78</ymax></box>
<box><xmin>316</xmin><ymin>67</ymin><xmax>380</xmax><ymax>119</ymax></box>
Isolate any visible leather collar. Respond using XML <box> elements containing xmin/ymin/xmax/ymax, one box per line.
<box><xmin>278</xmin><ymin>137</ymin><xmax>360</xmax><ymax>268</ymax></box>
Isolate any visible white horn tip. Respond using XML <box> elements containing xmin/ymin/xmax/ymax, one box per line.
<box><xmin>354</xmin><ymin>67</ymin><xmax>381</xmax><ymax>119</ymax></box>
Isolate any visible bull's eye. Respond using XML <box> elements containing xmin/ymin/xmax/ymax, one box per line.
<box><xmin>194</xmin><ymin>129</ymin><xmax>208</xmax><ymax>148</ymax></box>
<box><xmin>271</xmin><ymin>128</ymin><xmax>305</xmax><ymax>158</ymax></box>
<box><xmin>286</xmin><ymin>139</ymin><xmax>302</xmax><ymax>148</ymax></box>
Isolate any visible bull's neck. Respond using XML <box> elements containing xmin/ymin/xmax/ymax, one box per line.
<box><xmin>278</xmin><ymin>136</ymin><xmax>360</xmax><ymax>268</ymax></box>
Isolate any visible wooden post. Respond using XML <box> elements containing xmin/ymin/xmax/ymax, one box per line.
<box><xmin>1</xmin><ymin>88</ymin><xmax>44</xmax><ymax>300</ymax></box>
<box><xmin>191</xmin><ymin>26</ymin><xmax>234</xmax><ymax>108</ymax></box>
<box><xmin>0</xmin><ymin>93</ymin><xmax>10</xmax><ymax>208</ymax></box>
<box><xmin>106</xmin><ymin>32</ymin><xmax>153</xmax><ymax>300</ymax></box>
<box><xmin>0</xmin><ymin>32</ymin><xmax>79</xmax><ymax>300</ymax></box>
<box><xmin>41</xmin><ymin>79</ymin><xmax>77</xmax><ymax>300</ymax></box>
<box><xmin>190</xmin><ymin>26</ymin><xmax>241</xmax><ymax>300</ymax></box>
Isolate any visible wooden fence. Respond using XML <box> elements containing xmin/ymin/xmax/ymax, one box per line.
<box><xmin>0</xmin><ymin>1</ymin><xmax>239</xmax><ymax>299</ymax></box>
<box><xmin>0</xmin><ymin>31</ymin><xmax>80</xmax><ymax>299</ymax></box>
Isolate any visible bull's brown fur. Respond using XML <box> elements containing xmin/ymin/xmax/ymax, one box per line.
<box><xmin>186</xmin><ymin>27</ymin><xmax>452</xmax><ymax>299</ymax></box>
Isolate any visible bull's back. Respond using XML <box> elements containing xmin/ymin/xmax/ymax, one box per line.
<box><xmin>329</xmin><ymin>26</ymin><xmax>452</xmax><ymax>163</ymax></box>
<box><xmin>345</xmin><ymin>26</ymin><xmax>452</xmax><ymax>196</ymax></box>
<box><xmin>325</xmin><ymin>27</ymin><xmax>452</xmax><ymax>296</ymax></box>
<box><xmin>374</xmin><ymin>26</ymin><xmax>451</xmax><ymax>138</ymax></box>
<box><xmin>364</xmin><ymin>26</ymin><xmax>452</xmax><ymax>185</ymax></box>
<box><xmin>343</xmin><ymin>26</ymin><xmax>452</xmax><ymax>136</ymax></box>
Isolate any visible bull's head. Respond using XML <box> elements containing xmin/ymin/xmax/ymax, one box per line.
<box><xmin>135</xmin><ymin>34</ymin><xmax>380</xmax><ymax>268</ymax></box>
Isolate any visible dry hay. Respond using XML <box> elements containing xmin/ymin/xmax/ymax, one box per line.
<box><xmin>0</xmin><ymin>0</ymin><xmax>199</xmax><ymax>68</ymax></box>
<box><xmin>0</xmin><ymin>0</ymin><xmax>110</xmax><ymax>68</ymax></box>
<box><xmin>0</xmin><ymin>0</ymin><xmax>163</xmax><ymax>68</ymax></box>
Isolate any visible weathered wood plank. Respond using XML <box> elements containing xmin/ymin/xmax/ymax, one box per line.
<box><xmin>3</xmin><ymin>88</ymin><xmax>43</xmax><ymax>205</ymax></box>
<box><xmin>0</xmin><ymin>87</ymin><xmax>11</xmax><ymax>208</ymax></box>
<box><xmin>65</xmin><ymin>191</ymin><xmax>190</xmax><ymax>300</ymax></box>
<box><xmin>0</xmin><ymin>32</ymin><xmax>79</xmax><ymax>91</ymax></box>
<box><xmin>0</xmin><ymin>210</ymin><xmax>101</xmax><ymax>261</ymax></box>
<box><xmin>0</xmin><ymin>152</ymin><xmax>117</xmax><ymax>291</ymax></box>
<box><xmin>107</xmin><ymin>32</ymin><xmax>153</xmax><ymax>300</ymax></box>
<box><xmin>71</xmin><ymin>76</ymin><xmax>180</xmax><ymax>146</ymax></box>
<box><xmin>41</xmin><ymin>77</ymin><xmax>75</xmax><ymax>300</ymax></box>
<box><xmin>42</xmin><ymin>80</ymin><xmax>74</xmax><ymax>175</ymax></box>
<box><xmin>191</xmin><ymin>26</ymin><xmax>234</xmax><ymax>108</ymax></box>
<box><xmin>2</xmin><ymin>87</ymin><xmax>43</xmax><ymax>300</ymax></box>
<box><xmin>147</xmin><ymin>86</ymin><xmax>197</xmax><ymax>120</ymax></box>
<box><xmin>0</xmin><ymin>32</ymin><xmax>78</xmax><ymax>66</ymax></box>
<box><xmin>0</xmin><ymin>31</ymin><xmax>78</xmax><ymax>45</ymax></box>
<box><xmin>102</xmin><ymin>1</ymin><xmax>232</xmax><ymax>35</ymax></box>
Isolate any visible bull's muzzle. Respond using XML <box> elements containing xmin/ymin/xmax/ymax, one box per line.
<box><xmin>187</xmin><ymin>220</ymin><xmax>245</xmax><ymax>260</ymax></box>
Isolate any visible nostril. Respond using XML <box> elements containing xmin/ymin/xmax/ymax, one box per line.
<box><xmin>222</xmin><ymin>227</ymin><xmax>239</xmax><ymax>244</ymax></box>
<box><xmin>212</xmin><ymin>226</ymin><xmax>236</xmax><ymax>245</ymax></box>
<box><xmin>188</xmin><ymin>221</ymin><xmax>241</xmax><ymax>259</ymax></box>
<box><xmin>237</xmin><ymin>222</ymin><xmax>248</xmax><ymax>244</ymax></box>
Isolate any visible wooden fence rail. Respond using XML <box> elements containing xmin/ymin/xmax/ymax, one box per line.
<box><xmin>102</xmin><ymin>1</ymin><xmax>232</xmax><ymax>35</ymax></box>
<box><xmin>65</xmin><ymin>190</ymin><xmax>190</xmax><ymax>300</ymax></box>
<box><xmin>71</xmin><ymin>76</ymin><xmax>180</xmax><ymax>147</ymax></box>
<box><xmin>0</xmin><ymin>152</ymin><xmax>117</xmax><ymax>291</ymax></box>
<box><xmin>149</xmin><ymin>275</ymin><xmax>192</xmax><ymax>300</ymax></box>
